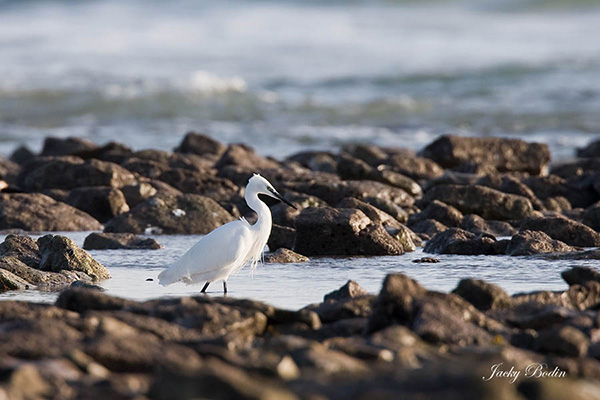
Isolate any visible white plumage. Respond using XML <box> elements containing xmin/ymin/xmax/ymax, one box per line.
<box><xmin>158</xmin><ymin>174</ymin><xmax>295</xmax><ymax>293</ymax></box>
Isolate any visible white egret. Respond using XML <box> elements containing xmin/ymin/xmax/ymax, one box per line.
<box><xmin>158</xmin><ymin>174</ymin><xmax>296</xmax><ymax>294</ymax></box>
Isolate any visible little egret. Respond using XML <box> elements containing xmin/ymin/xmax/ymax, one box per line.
<box><xmin>158</xmin><ymin>174</ymin><xmax>296</xmax><ymax>294</ymax></box>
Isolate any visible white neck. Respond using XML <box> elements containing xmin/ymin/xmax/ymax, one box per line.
<box><xmin>245</xmin><ymin>191</ymin><xmax>272</xmax><ymax>232</ymax></box>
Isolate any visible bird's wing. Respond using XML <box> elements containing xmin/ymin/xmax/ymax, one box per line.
<box><xmin>158</xmin><ymin>220</ymin><xmax>252</xmax><ymax>285</ymax></box>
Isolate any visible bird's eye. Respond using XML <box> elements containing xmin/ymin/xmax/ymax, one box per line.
<box><xmin>267</xmin><ymin>186</ymin><xmax>274</xmax><ymax>192</ymax></box>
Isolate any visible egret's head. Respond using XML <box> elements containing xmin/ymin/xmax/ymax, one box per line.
<box><xmin>247</xmin><ymin>174</ymin><xmax>297</xmax><ymax>209</ymax></box>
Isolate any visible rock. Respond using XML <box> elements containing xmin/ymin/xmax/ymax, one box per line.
<box><xmin>0</xmin><ymin>256</ymin><xmax>79</xmax><ymax>286</ymax></box>
<box><xmin>386</xmin><ymin>224</ymin><xmax>418</xmax><ymax>252</ymax></box>
<box><xmin>294</xmin><ymin>207</ymin><xmax>405</xmax><ymax>256</ymax></box>
<box><xmin>422</xmin><ymin>184</ymin><xmax>536</xmax><ymax>220</ymax></box>
<box><xmin>362</xmin><ymin>196</ymin><xmax>409</xmax><ymax>223</ymax></box>
<box><xmin>535</xmin><ymin>326</ymin><xmax>590</xmax><ymax>357</ymax></box>
<box><xmin>174</xmin><ymin>132</ymin><xmax>225</xmax><ymax>156</ymax></box>
<box><xmin>74</xmin><ymin>141</ymin><xmax>133</xmax><ymax>163</ymax></box>
<box><xmin>562</xmin><ymin>267</ymin><xmax>600</xmax><ymax>286</ymax></box>
<box><xmin>420</xmin><ymin>135</ymin><xmax>550</xmax><ymax>175</ymax></box>
<box><xmin>538</xmin><ymin>249</ymin><xmax>600</xmax><ymax>260</ymax></box>
<box><xmin>460</xmin><ymin>214</ymin><xmax>517</xmax><ymax>237</ymax></box>
<box><xmin>412</xmin><ymin>257</ymin><xmax>440</xmax><ymax>263</ymax></box>
<box><xmin>271</xmin><ymin>192</ymin><xmax>327</xmax><ymax>227</ymax></box>
<box><xmin>56</xmin><ymin>287</ymin><xmax>136</xmax><ymax>312</ymax></box>
<box><xmin>104</xmin><ymin>193</ymin><xmax>234</xmax><ymax>234</ymax></box>
<box><xmin>83</xmin><ymin>232</ymin><xmax>162</xmax><ymax>250</ymax></box>
<box><xmin>578</xmin><ymin>139</ymin><xmax>600</xmax><ymax>158</ymax></box>
<box><xmin>384</xmin><ymin>154</ymin><xmax>444</xmax><ymax>181</ymax></box>
<box><xmin>18</xmin><ymin>157</ymin><xmax>137</xmax><ymax>191</ymax></box>
<box><xmin>477</xmin><ymin>174</ymin><xmax>545</xmax><ymax>210</ymax></box>
<box><xmin>582</xmin><ymin>201</ymin><xmax>600</xmax><ymax>232</ymax></box>
<box><xmin>286</xmin><ymin>151</ymin><xmax>338</xmax><ymax>173</ymax></box>
<box><xmin>157</xmin><ymin>169</ymin><xmax>240</xmax><ymax>203</ymax></box>
<box><xmin>520</xmin><ymin>216</ymin><xmax>600</xmax><ymax>247</ymax></box>
<box><xmin>10</xmin><ymin>145</ymin><xmax>36</xmax><ymax>165</ymax></box>
<box><xmin>452</xmin><ymin>279</ymin><xmax>511</xmax><ymax>311</ymax></box>
<box><xmin>37</xmin><ymin>235</ymin><xmax>110</xmax><ymax>280</ymax></box>
<box><xmin>524</xmin><ymin>174</ymin><xmax>597</xmax><ymax>209</ymax></box>
<box><xmin>409</xmin><ymin>219</ymin><xmax>448</xmax><ymax>239</ymax></box>
<box><xmin>215</xmin><ymin>144</ymin><xmax>281</xmax><ymax>171</ymax></box>
<box><xmin>267</xmin><ymin>224</ymin><xmax>296</xmax><ymax>251</ymax></box>
<box><xmin>409</xmin><ymin>200</ymin><xmax>463</xmax><ymax>227</ymax></box>
<box><xmin>324</xmin><ymin>280</ymin><xmax>369</xmax><ymax>302</ymax></box>
<box><xmin>423</xmin><ymin>228</ymin><xmax>497</xmax><ymax>255</ymax></box>
<box><xmin>544</xmin><ymin>196</ymin><xmax>572</xmax><ymax>212</ymax></box>
<box><xmin>506</xmin><ymin>230</ymin><xmax>575</xmax><ymax>256</ymax></box>
<box><xmin>0</xmin><ymin>268</ymin><xmax>33</xmax><ymax>291</ymax></box>
<box><xmin>0</xmin><ymin>193</ymin><xmax>102</xmax><ymax>231</ymax></box>
<box><xmin>120</xmin><ymin>182</ymin><xmax>158</xmax><ymax>208</ymax></box>
<box><xmin>263</xmin><ymin>248</ymin><xmax>308</xmax><ymax>263</ymax></box>
<box><xmin>337</xmin><ymin>197</ymin><xmax>403</xmax><ymax>229</ymax></box>
<box><xmin>0</xmin><ymin>156</ymin><xmax>20</xmax><ymax>184</ymax></box>
<box><xmin>66</xmin><ymin>186</ymin><xmax>130</xmax><ymax>223</ymax></box>
<box><xmin>40</xmin><ymin>136</ymin><xmax>99</xmax><ymax>156</ymax></box>
<box><xmin>341</xmin><ymin>143</ymin><xmax>390</xmax><ymax>166</ymax></box>
<box><xmin>0</xmin><ymin>234</ymin><xmax>40</xmax><ymax>267</ymax></box>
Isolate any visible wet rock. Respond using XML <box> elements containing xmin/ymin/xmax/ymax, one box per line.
<box><xmin>423</xmin><ymin>228</ymin><xmax>497</xmax><ymax>255</ymax></box>
<box><xmin>506</xmin><ymin>230</ymin><xmax>575</xmax><ymax>256</ymax></box>
<box><xmin>158</xmin><ymin>168</ymin><xmax>240</xmax><ymax>203</ymax></box>
<box><xmin>174</xmin><ymin>131</ymin><xmax>225</xmax><ymax>156</ymax></box>
<box><xmin>539</xmin><ymin>249</ymin><xmax>600</xmax><ymax>260</ymax></box>
<box><xmin>384</xmin><ymin>154</ymin><xmax>445</xmax><ymax>181</ymax></box>
<box><xmin>409</xmin><ymin>200</ymin><xmax>463</xmax><ymax>227</ymax></box>
<box><xmin>387</xmin><ymin>224</ymin><xmax>418</xmax><ymax>252</ymax></box>
<box><xmin>40</xmin><ymin>136</ymin><xmax>99</xmax><ymax>157</ymax></box>
<box><xmin>0</xmin><ymin>193</ymin><xmax>102</xmax><ymax>231</ymax></box>
<box><xmin>18</xmin><ymin>156</ymin><xmax>137</xmax><ymax>191</ymax></box>
<box><xmin>562</xmin><ymin>266</ymin><xmax>600</xmax><ymax>286</ymax></box>
<box><xmin>83</xmin><ymin>232</ymin><xmax>162</xmax><ymax>250</ymax></box>
<box><xmin>69</xmin><ymin>280</ymin><xmax>105</xmax><ymax>291</ymax></box>
<box><xmin>37</xmin><ymin>235</ymin><xmax>110</xmax><ymax>280</ymax></box>
<box><xmin>263</xmin><ymin>248</ymin><xmax>308</xmax><ymax>263</ymax></box>
<box><xmin>412</xmin><ymin>257</ymin><xmax>440</xmax><ymax>263</ymax></box>
<box><xmin>0</xmin><ymin>234</ymin><xmax>40</xmax><ymax>267</ymax></box>
<box><xmin>104</xmin><ymin>193</ymin><xmax>234</xmax><ymax>234</ymax></box>
<box><xmin>520</xmin><ymin>216</ymin><xmax>600</xmax><ymax>247</ymax></box>
<box><xmin>267</xmin><ymin>224</ymin><xmax>296</xmax><ymax>251</ymax></box>
<box><xmin>582</xmin><ymin>201</ymin><xmax>600</xmax><ymax>232</ymax></box>
<box><xmin>66</xmin><ymin>186</ymin><xmax>130</xmax><ymax>223</ymax></box>
<box><xmin>409</xmin><ymin>219</ymin><xmax>448</xmax><ymax>239</ymax></box>
<box><xmin>324</xmin><ymin>280</ymin><xmax>369</xmax><ymax>302</ymax></box>
<box><xmin>578</xmin><ymin>139</ymin><xmax>600</xmax><ymax>158</ymax></box>
<box><xmin>0</xmin><ymin>256</ymin><xmax>78</xmax><ymax>286</ymax></box>
<box><xmin>423</xmin><ymin>184</ymin><xmax>536</xmax><ymax>220</ymax></box>
<box><xmin>452</xmin><ymin>279</ymin><xmax>511</xmax><ymax>311</ymax></box>
<box><xmin>535</xmin><ymin>326</ymin><xmax>590</xmax><ymax>357</ymax></box>
<box><xmin>337</xmin><ymin>197</ymin><xmax>403</xmax><ymax>229</ymax></box>
<box><xmin>0</xmin><ymin>268</ymin><xmax>33</xmax><ymax>291</ymax></box>
<box><xmin>420</xmin><ymin>135</ymin><xmax>550</xmax><ymax>175</ymax></box>
<box><xmin>460</xmin><ymin>214</ymin><xmax>517</xmax><ymax>237</ymax></box>
<box><xmin>120</xmin><ymin>182</ymin><xmax>158</xmax><ymax>208</ymax></box>
<box><xmin>294</xmin><ymin>207</ymin><xmax>405</xmax><ymax>256</ymax></box>
<box><xmin>271</xmin><ymin>192</ymin><xmax>327</xmax><ymax>227</ymax></box>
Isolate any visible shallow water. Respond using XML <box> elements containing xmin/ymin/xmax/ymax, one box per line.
<box><xmin>1</xmin><ymin>231</ymin><xmax>593</xmax><ymax>309</ymax></box>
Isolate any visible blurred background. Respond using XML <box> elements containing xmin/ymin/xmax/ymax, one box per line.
<box><xmin>1</xmin><ymin>0</ymin><xmax>599</xmax><ymax>160</ymax></box>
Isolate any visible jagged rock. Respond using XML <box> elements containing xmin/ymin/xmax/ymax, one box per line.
<box><xmin>337</xmin><ymin>197</ymin><xmax>403</xmax><ymax>229</ymax></box>
<box><xmin>0</xmin><ymin>234</ymin><xmax>40</xmax><ymax>267</ymax></box>
<box><xmin>562</xmin><ymin>267</ymin><xmax>600</xmax><ymax>286</ymax></box>
<box><xmin>520</xmin><ymin>216</ymin><xmax>600</xmax><ymax>247</ymax></box>
<box><xmin>409</xmin><ymin>200</ymin><xmax>463</xmax><ymax>227</ymax></box>
<box><xmin>409</xmin><ymin>219</ymin><xmax>448</xmax><ymax>239</ymax></box>
<box><xmin>460</xmin><ymin>214</ymin><xmax>517</xmax><ymax>237</ymax></box>
<box><xmin>477</xmin><ymin>174</ymin><xmax>545</xmax><ymax>211</ymax></box>
<box><xmin>66</xmin><ymin>187</ymin><xmax>130</xmax><ymax>223</ymax></box>
<box><xmin>263</xmin><ymin>248</ymin><xmax>308</xmax><ymax>263</ymax></box>
<box><xmin>37</xmin><ymin>235</ymin><xmax>110</xmax><ymax>280</ymax></box>
<box><xmin>0</xmin><ymin>193</ymin><xmax>102</xmax><ymax>231</ymax></box>
<box><xmin>157</xmin><ymin>169</ymin><xmax>239</xmax><ymax>203</ymax></box>
<box><xmin>104</xmin><ymin>193</ymin><xmax>234</xmax><ymax>234</ymax></box>
<box><xmin>120</xmin><ymin>182</ymin><xmax>158</xmax><ymax>208</ymax></box>
<box><xmin>83</xmin><ymin>232</ymin><xmax>162</xmax><ymax>250</ymax></box>
<box><xmin>0</xmin><ymin>269</ymin><xmax>33</xmax><ymax>291</ymax></box>
<box><xmin>506</xmin><ymin>230</ymin><xmax>575</xmax><ymax>256</ymax></box>
<box><xmin>324</xmin><ymin>280</ymin><xmax>369</xmax><ymax>302</ymax></box>
<box><xmin>420</xmin><ymin>135</ymin><xmax>550</xmax><ymax>175</ymax></box>
<box><xmin>0</xmin><ymin>256</ymin><xmax>81</xmax><ymax>286</ymax></box>
<box><xmin>452</xmin><ymin>279</ymin><xmax>511</xmax><ymax>311</ymax></box>
<box><xmin>423</xmin><ymin>228</ymin><xmax>497</xmax><ymax>255</ymax></box>
<box><xmin>384</xmin><ymin>154</ymin><xmax>445</xmax><ymax>181</ymax></box>
<box><xmin>174</xmin><ymin>132</ymin><xmax>225</xmax><ymax>156</ymax></box>
<box><xmin>422</xmin><ymin>184</ymin><xmax>536</xmax><ymax>221</ymax></box>
<box><xmin>294</xmin><ymin>207</ymin><xmax>405</xmax><ymax>256</ymax></box>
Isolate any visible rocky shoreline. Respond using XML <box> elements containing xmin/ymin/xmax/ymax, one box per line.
<box><xmin>1</xmin><ymin>132</ymin><xmax>600</xmax><ymax>398</ymax></box>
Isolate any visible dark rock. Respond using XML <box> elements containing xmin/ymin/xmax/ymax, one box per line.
<box><xmin>420</xmin><ymin>135</ymin><xmax>550</xmax><ymax>175</ymax></box>
<box><xmin>41</xmin><ymin>188</ymin><xmax>70</xmax><ymax>203</ymax></box>
<box><xmin>9</xmin><ymin>145</ymin><xmax>36</xmax><ymax>165</ymax></box>
<box><xmin>386</xmin><ymin>224</ymin><xmax>418</xmax><ymax>252</ymax></box>
<box><xmin>83</xmin><ymin>232</ymin><xmax>162</xmax><ymax>250</ymax></box>
<box><xmin>121</xmin><ymin>157</ymin><xmax>165</xmax><ymax>179</ymax></box>
<box><xmin>294</xmin><ymin>207</ymin><xmax>405</xmax><ymax>256</ymax></box>
<box><xmin>506</xmin><ymin>230</ymin><xmax>575</xmax><ymax>256</ymax></box>
<box><xmin>478</xmin><ymin>174</ymin><xmax>546</xmax><ymax>211</ymax></box>
<box><xmin>69</xmin><ymin>280</ymin><xmax>105</xmax><ymax>291</ymax></box>
<box><xmin>56</xmin><ymin>287</ymin><xmax>136</xmax><ymax>312</ymax></box>
<box><xmin>286</xmin><ymin>151</ymin><xmax>338</xmax><ymax>173</ymax></box>
<box><xmin>577</xmin><ymin>139</ymin><xmax>600</xmax><ymax>158</ymax></box>
<box><xmin>158</xmin><ymin>168</ymin><xmax>239</xmax><ymax>203</ymax></box>
<box><xmin>452</xmin><ymin>279</ymin><xmax>511</xmax><ymax>311</ymax></box>
<box><xmin>538</xmin><ymin>249</ymin><xmax>600</xmax><ymax>260</ymax></box>
<box><xmin>18</xmin><ymin>157</ymin><xmax>137</xmax><ymax>191</ymax></box>
<box><xmin>409</xmin><ymin>219</ymin><xmax>448</xmax><ymax>239</ymax></box>
<box><xmin>535</xmin><ymin>326</ymin><xmax>589</xmax><ymax>357</ymax></box>
<box><xmin>492</xmin><ymin>239</ymin><xmax>510</xmax><ymax>254</ymax></box>
<box><xmin>362</xmin><ymin>196</ymin><xmax>409</xmax><ymax>223</ymax></box>
<box><xmin>544</xmin><ymin>196</ymin><xmax>572</xmax><ymax>212</ymax></box>
<box><xmin>506</xmin><ymin>304</ymin><xmax>580</xmax><ymax>330</ymax></box>
<box><xmin>37</xmin><ymin>235</ymin><xmax>110</xmax><ymax>280</ymax></box>
<box><xmin>412</xmin><ymin>257</ymin><xmax>440</xmax><ymax>263</ymax></box>
<box><xmin>0</xmin><ymin>256</ymin><xmax>79</xmax><ymax>286</ymax></box>
<box><xmin>66</xmin><ymin>186</ymin><xmax>130</xmax><ymax>223</ymax></box>
<box><xmin>409</xmin><ymin>200</ymin><xmax>463</xmax><ymax>227</ymax></box>
<box><xmin>422</xmin><ymin>184</ymin><xmax>536</xmax><ymax>220</ymax></box>
<box><xmin>0</xmin><ymin>193</ymin><xmax>102</xmax><ymax>231</ymax></box>
<box><xmin>384</xmin><ymin>154</ymin><xmax>445</xmax><ymax>181</ymax></box>
<box><xmin>324</xmin><ymin>280</ymin><xmax>369</xmax><ymax>302</ymax></box>
<box><xmin>267</xmin><ymin>224</ymin><xmax>296</xmax><ymax>251</ymax></box>
<box><xmin>424</xmin><ymin>228</ymin><xmax>497</xmax><ymax>255</ymax></box>
<box><xmin>271</xmin><ymin>192</ymin><xmax>327</xmax><ymax>228</ymax></box>
<box><xmin>520</xmin><ymin>216</ymin><xmax>600</xmax><ymax>247</ymax></box>
<box><xmin>215</xmin><ymin>144</ymin><xmax>281</xmax><ymax>171</ymax></box>
<box><xmin>0</xmin><ymin>234</ymin><xmax>40</xmax><ymax>267</ymax></box>
<box><xmin>562</xmin><ymin>267</ymin><xmax>600</xmax><ymax>286</ymax></box>
<box><xmin>460</xmin><ymin>214</ymin><xmax>517</xmax><ymax>237</ymax></box>
<box><xmin>104</xmin><ymin>193</ymin><xmax>234</xmax><ymax>234</ymax></box>
<box><xmin>74</xmin><ymin>141</ymin><xmax>133</xmax><ymax>163</ymax></box>
<box><xmin>174</xmin><ymin>132</ymin><xmax>225</xmax><ymax>156</ymax></box>
<box><xmin>305</xmin><ymin>296</ymin><xmax>375</xmax><ymax>324</ymax></box>
<box><xmin>523</xmin><ymin>174</ymin><xmax>597</xmax><ymax>209</ymax></box>
<box><xmin>0</xmin><ymin>268</ymin><xmax>32</xmax><ymax>291</ymax></box>
<box><xmin>127</xmin><ymin>149</ymin><xmax>212</xmax><ymax>172</ymax></box>
<box><xmin>0</xmin><ymin>156</ymin><xmax>20</xmax><ymax>184</ymax></box>
<box><xmin>582</xmin><ymin>201</ymin><xmax>600</xmax><ymax>232</ymax></box>
<box><xmin>337</xmin><ymin>197</ymin><xmax>403</xmax><ymax>229</ymax></box>
<box><xmin>263</xmin><ymin>248</ymin><xmax>308</xmax><ymax>263</ymax></box>
<box><xmin>120</xmin><ymin>182</ymin><xmax>158</xmax><ymax>208</ymax></box>
<box><xmin>341</xmin><ymin>143</ymin><xmax>390</xmax><ymax>166</ymax></box>
<box><xmin>40</xmin><ymin>136</ymin><xmax>98</xmax><ymax>156</ymax></box>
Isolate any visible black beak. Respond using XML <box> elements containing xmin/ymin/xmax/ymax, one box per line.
<box><xmin>273</xmin><ymin>192</ymin><xmax>297</xmax><ymax>210</ymax></box>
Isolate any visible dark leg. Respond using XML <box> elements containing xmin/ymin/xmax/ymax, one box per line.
<box><xmin>201</xmin><ymin>281</ymin><xmax>210</xmax><ymax>293</ymax></box>
<box><xmin>223</xmin><ymin>281</ymin><xmax>228</xmax><ymax>294</ymax></box>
